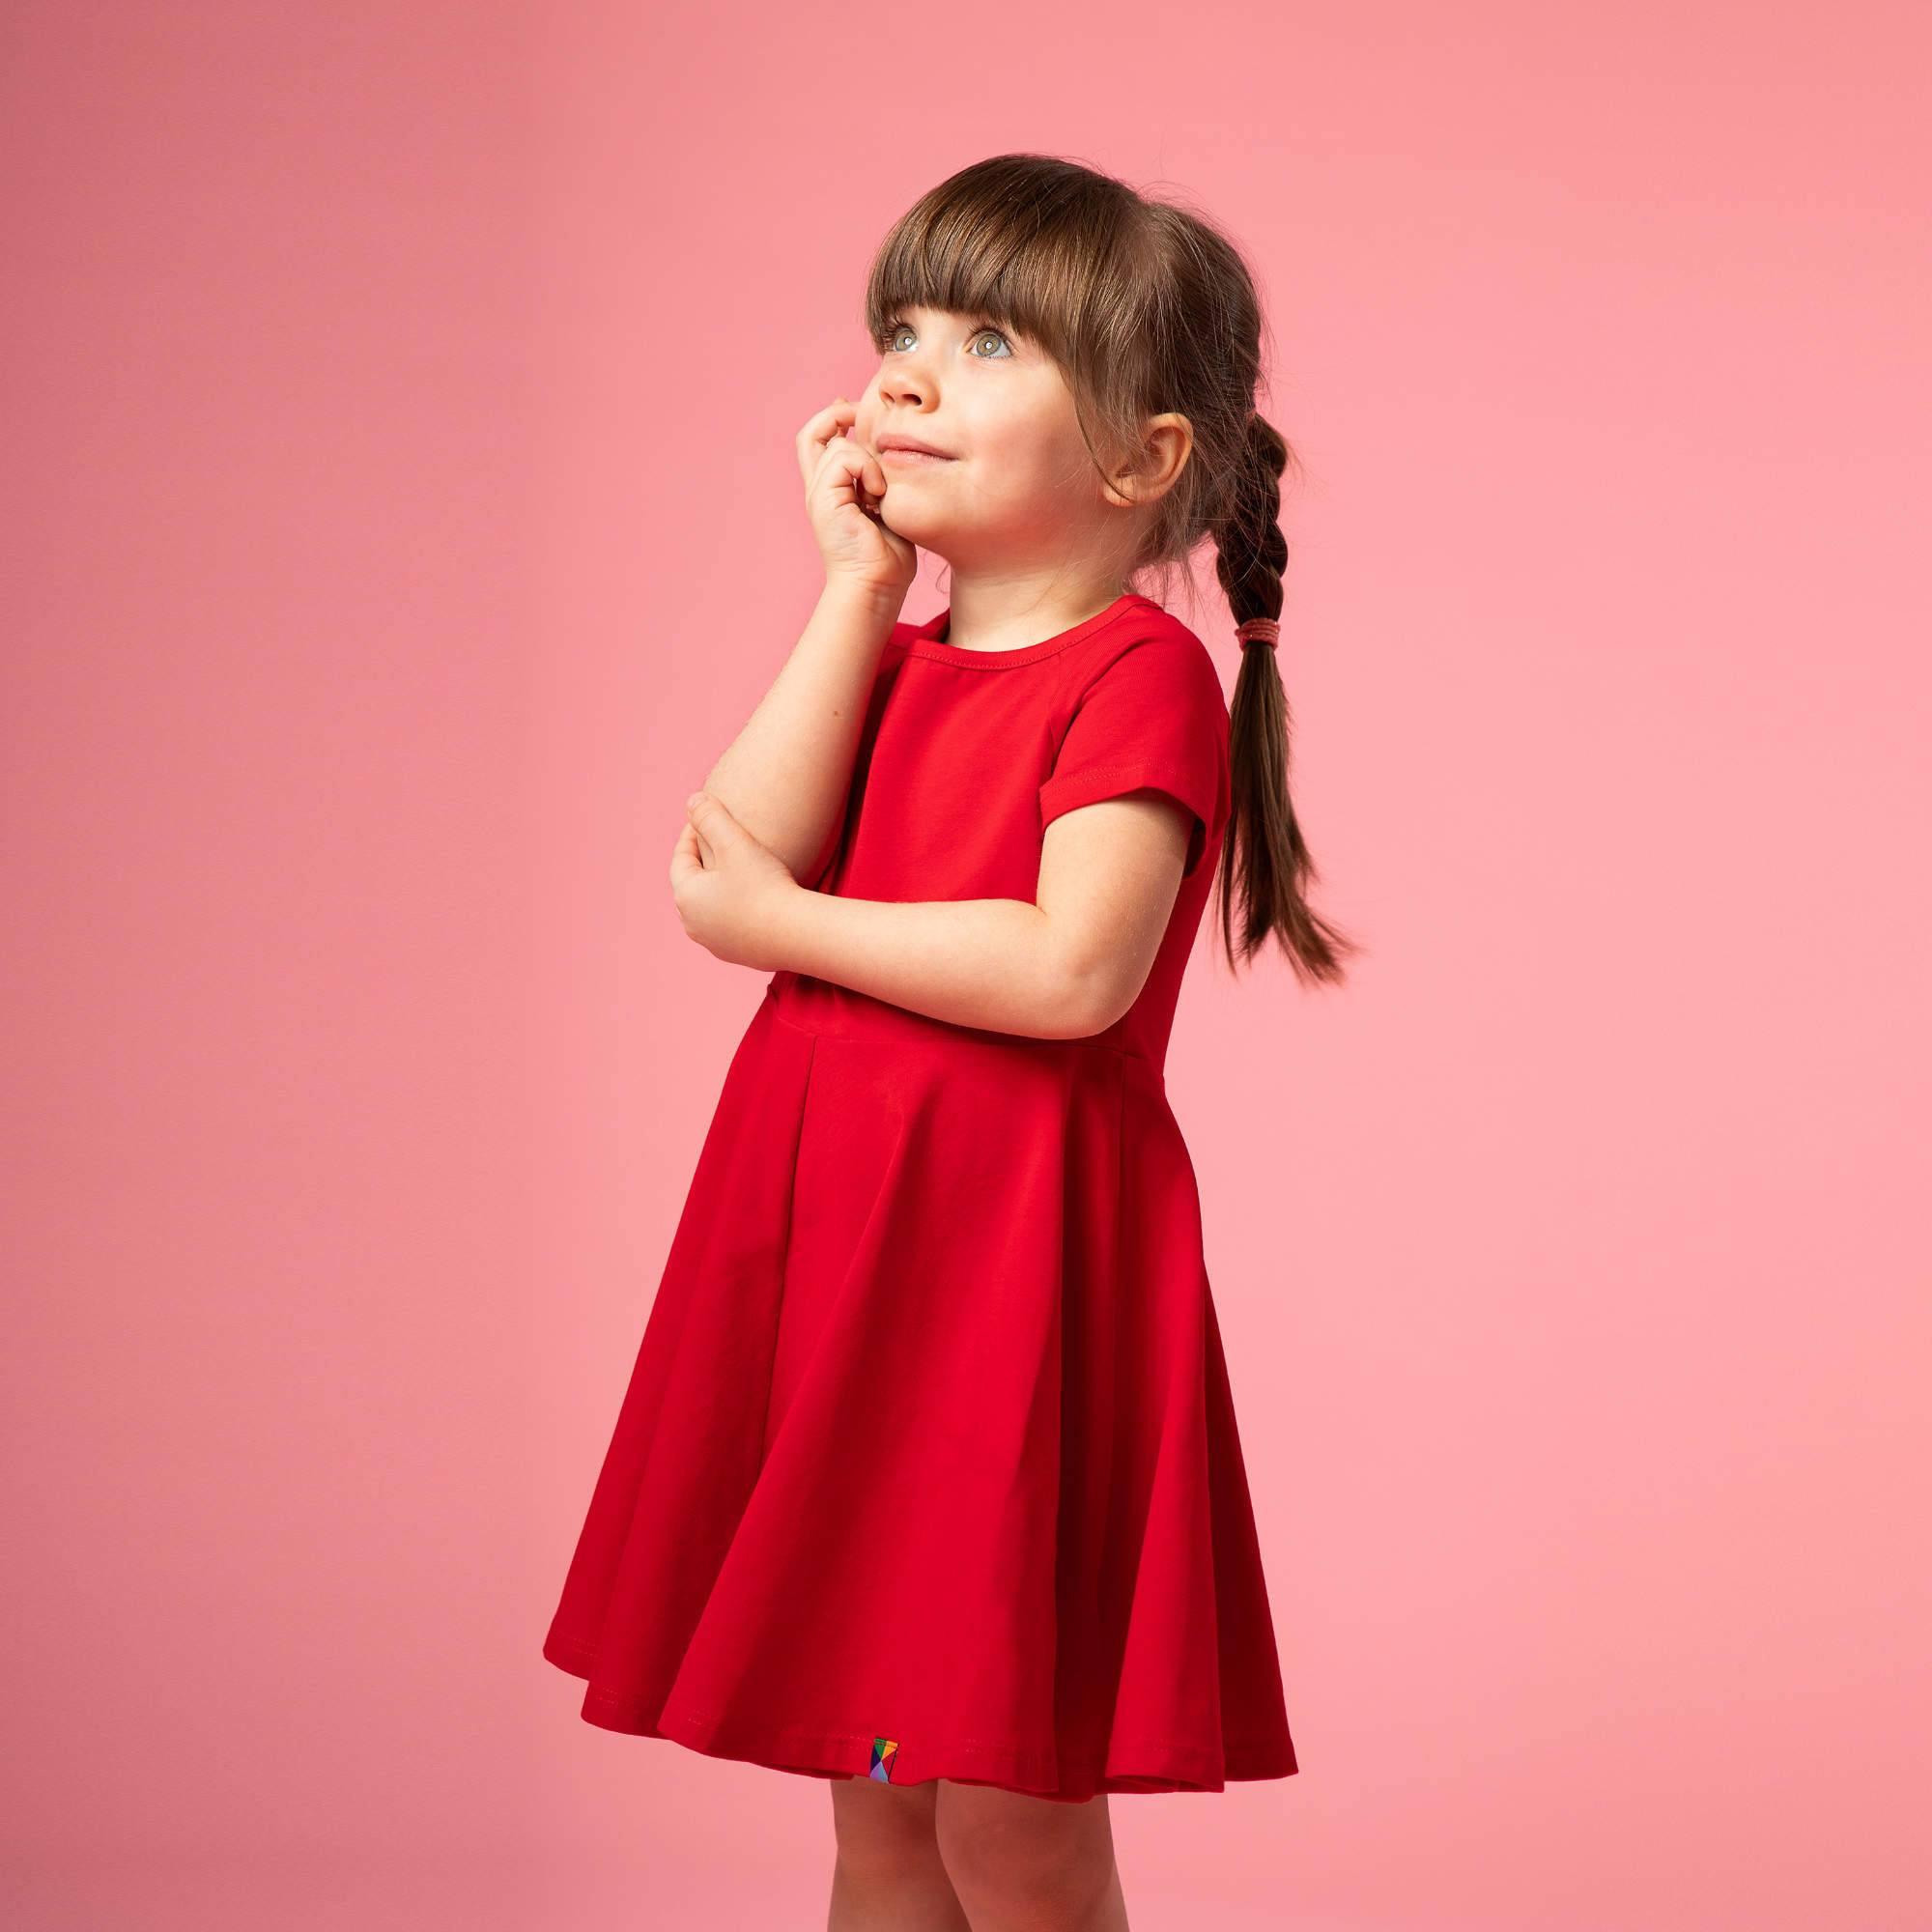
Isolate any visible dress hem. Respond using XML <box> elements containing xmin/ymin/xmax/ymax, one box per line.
<box><xmin>542</xmin><ymin>1631</ymin><xmax>1298</xmax><ymax>1802</ymax></box>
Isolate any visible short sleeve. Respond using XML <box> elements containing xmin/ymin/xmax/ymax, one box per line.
<box><xmin>1037</xmin><ymin>636</ymin><xmax>1230</xmax><ymax>876</ymax></box>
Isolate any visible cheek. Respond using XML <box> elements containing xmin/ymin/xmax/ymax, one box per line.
<box><xmin>962</xmin><ymin>400</ymin><xmax>1040</xmax><ymax>470</ymax></box>
<box><xmin>984</xmin><ymin>420</ymin><xmax>1083</xmax><ymax>499</ymax></box>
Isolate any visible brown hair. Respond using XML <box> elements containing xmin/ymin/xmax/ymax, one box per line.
<box><xmin>866</xmin><ymin>153</ymin><xmax>1358</xmax><ymax>986</ymax></box>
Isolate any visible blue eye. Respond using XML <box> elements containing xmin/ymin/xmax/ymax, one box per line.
<box><xmin>880</xmin><ymin>317</ymin><xmax>1013</xmax><ymax>358</ymax></box>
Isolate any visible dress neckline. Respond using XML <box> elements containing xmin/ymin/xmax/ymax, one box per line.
<box><xmin>901</xmin><ymin>592</ymin><xmax>1155</xmax><ymax>668</ymax></box>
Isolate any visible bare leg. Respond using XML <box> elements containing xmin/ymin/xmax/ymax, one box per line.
<box><xmin>933</xmin><ymin>1778</ymin><xmax>1129</xmax><ymax>1932</ymax></box>
<box><xmin>827</xmin><ymin>1774</ymin><xmax>973</xmax><ymax>1932</ymax></box>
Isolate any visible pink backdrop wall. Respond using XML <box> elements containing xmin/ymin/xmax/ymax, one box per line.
<box><xmin>5</xmin><ymin>3</ymin><xmax>1925</xmax><ymax>1927</ymax></box>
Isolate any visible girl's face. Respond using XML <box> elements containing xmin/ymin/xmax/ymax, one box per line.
<box><xmin>852</xmin><ymin>304</ymin><xmax>1123</xmax><ymax>576</ymax></box>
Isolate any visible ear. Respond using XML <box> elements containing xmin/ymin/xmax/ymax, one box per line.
<box><xmin>1102</xmin><ymin>412</ymin><xmax>1193</xmax><ymax>510</ymax></box>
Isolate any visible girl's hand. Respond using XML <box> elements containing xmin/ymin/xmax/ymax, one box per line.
<box><xmin>797</xmin><ymin>396</ymin><xmax>918</xmax><ymax>601</ymax></box>
<box><xmin>669</xmin><ymin>791</ymin><xmax>799</xmax><ymax>972</ymax></box>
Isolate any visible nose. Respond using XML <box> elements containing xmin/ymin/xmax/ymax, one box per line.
<box><xmin>876</xmin><ymin>349</ymin><xmax>934</xmax><ymax>412</ymax></box>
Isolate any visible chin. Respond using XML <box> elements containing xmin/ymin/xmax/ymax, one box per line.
<box><xmin>876</xmin><ymin>504</ymin><xmax>952</xmax><ymax>547</ymax></box>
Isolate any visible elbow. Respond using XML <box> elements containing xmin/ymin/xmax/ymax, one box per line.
<box><xmin>1051</xmin><ymin>955</ymin><xmax>1134</xmax><ymax>1040</ymax></box>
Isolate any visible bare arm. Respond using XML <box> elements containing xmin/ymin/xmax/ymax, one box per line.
<box><xmin>674</xmin><ymin>786</ymin><xmax>1194</xmax><ymax>1038</ymax></box>
<box><xmin>695</xmin><ymin>396</ymin><xmax>917</xmax><ymax>887</ymax></box>
<box><xmin>697</xmin><ymin>578</ymin><xmax>901</xmax><ymax>886</ymax></box>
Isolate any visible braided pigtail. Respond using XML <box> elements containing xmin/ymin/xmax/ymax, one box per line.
<box><xmin>1211</xmin><ymin>412</ymin><xmax>1359</xmax><ymax>983</ymax></box>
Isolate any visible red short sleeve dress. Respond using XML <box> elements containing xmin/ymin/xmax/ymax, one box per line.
<box><xmin>542</xmin><ymin>590</ymin><xmax>1300</xmax><ymax>1802</ymax></box>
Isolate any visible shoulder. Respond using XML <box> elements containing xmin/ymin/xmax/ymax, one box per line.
<box><xmin>1061</xmin><ymin>604</ymin><xmax>1229</xmax><ymax>722</ymax></box>
<box><xmin>1037</xmin><ymin>603</ymin><xmax>1233</xmax><ymax>865</ymax></box>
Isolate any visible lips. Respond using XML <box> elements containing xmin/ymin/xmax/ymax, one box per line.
<box><xmin>877</xmin><ymin>435</ymin><xmax>955</xmax><ymax>460</ymax></box>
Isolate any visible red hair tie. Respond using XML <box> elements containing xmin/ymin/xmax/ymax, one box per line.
<box><xmin>1234</xmin><ymin>616</ymin><xmax>1280</xmax><ymax>649</ymax></box>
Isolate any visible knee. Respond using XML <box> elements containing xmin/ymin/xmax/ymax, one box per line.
<box><xmin>935</xmin><ymin>1791</ymin><xmax>1115</xmax><ymax>1922</ymax></box>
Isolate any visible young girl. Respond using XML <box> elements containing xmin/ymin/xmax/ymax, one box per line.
<box><xmin>543</xmin><ymin>152</ymin><xmax>1354</xmax><ymax>1929</ymax></box>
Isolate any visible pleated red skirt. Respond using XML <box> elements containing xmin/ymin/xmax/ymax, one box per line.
<box><xmin>542</xmin><ymin>973</ymin><xmax>1299</xmax><ymax>1802</ymax></box>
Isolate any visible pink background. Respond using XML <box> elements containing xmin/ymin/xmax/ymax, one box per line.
<box><xmin>5</xmin><ymin>3</ymin><xmax>1926</xmax><ymax>1927</ymax></box>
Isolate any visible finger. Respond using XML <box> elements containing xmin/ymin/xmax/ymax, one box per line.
<box><xmin>795</xmin><ymin>396</ymin><xmax>854</xmax><ymax>441</ymax></box>
<box><xmin>668</xmin><ymin>821</ymin><xmax>699</xmax><ymax>887</ymax></box>
<box><xmin>795</xmin><ymin>397</ymin><xmax>858</xmax><ymax>487</ymax></box>
<box><xmin>810</xmin><ymin>434</ymin><xmax>876</xmax><ymax>505</ymax></box>
<box><xmin>794</xmin><ymin>398</ymin><xmax>852</xmax><ymax>450</ymax></box>
<box><xmin>810</xmin><ymin>430</ymin><xmax>867</xmax><ymax>477</ymax></box>
<box><xmin>684</xmin><ymin>809</ymin><xmax>714</xmax><ymax>868</ymax></box>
